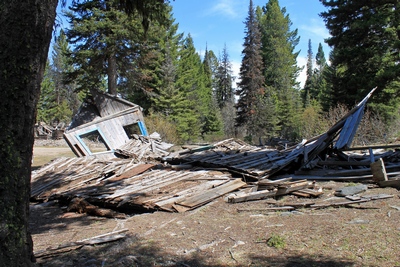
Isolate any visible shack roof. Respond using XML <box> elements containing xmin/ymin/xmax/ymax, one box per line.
<box><xmin>68</xmin><ymin>89</ymin><xmax>142</xmax><ymax>131</ymax></box>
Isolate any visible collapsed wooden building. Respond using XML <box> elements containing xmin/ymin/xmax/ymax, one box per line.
<box><xmin>63</xmin><ymin>89</ymin><xmax>148</xmax><ymax>159</ymax></box>
<box><xmin>31</xmin><ymin>88</ymin><xmax>400</xmax><ymax>215</ymax></box>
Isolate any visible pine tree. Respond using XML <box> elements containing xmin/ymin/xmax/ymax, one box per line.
<box><xmin>151</xmin><ymin>9</ymin><xmax>183</xmax><ymax>117</ymax></box>
<box><xmin>37</xmin><ymin>61</ymin><xmax>56</xmax><ymax>124</ymax></box>
<box><xmin>314</xmin><ymin>43</ymin><xmax>330</xmax><ymax>111</ymax></box>
<box><xmin>201</xmin><ymin>48</ymin><xmax>223</xmax><ymax>138</ymax></box>
<box><xmin>52</xmin><ymin>30</ymin><xmax>81</xmax><ymax>118</ymax></box>
<box><xmin>215</xmin><ymin>45</ymin><xmax>236</xmax><ymax>137</ymax></box>
<box><xmin>0</xmin><ymin>1</ymin><xmax>169</xmax><ymax>264</ymax></box>
<box><xmin>125</xmin><ymin>4</ymin><xmax>177</xmax><ymax>113</ymax></box>
<box><xmin>320</xmin><ymin>0</ymin><xmax>400</xmax><ymax>119</ymax></box>
<box><xmin>302</xmin><ymin>39</ymin><xmax>314</xmax><ymax>107</ymax></box>
<box><xmin>204</xmin><ymin>47</ymin><xmax>220</xmax><ymax>91</ymax></box>
<box><xmin>174</xmin><ymin>35</ymin><xmax>203</xmax><ymax>141</ymax></box>
<box><xmin>236</xmin><ymin>0</ymin><xmax>265</xmax><ymax>140</ymax></box>
<box><xmin>257</xmin><ymin>0</ymin><xmax>302</xmax><ymax>139</ymax></box>
<box><xmin>38</xmin><ymin>31</ymin><xmax>78</xmax><ymax>125</ymax></box>
<box><xmin>215</xmin><ymin>44</ymin><xmax>235</xmax><ymax>109</ymax></box>
<box><xmin>64</xmin><ymin>0</ymin><xmax>168</xmax><ymax>96</ymax></box>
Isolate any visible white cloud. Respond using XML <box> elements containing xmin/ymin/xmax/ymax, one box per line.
<box><xmin>300</xmin><ymin>19</ymin><xmax>330</xmax><ymax>40</ymax></box>
<box><xmin>231</xmin><ymin>60</ymin><xmax>241</xmax><ymax>85</ymax></box>
<box><xmin>231</xmin><ymin>57</ymin><xmax>307</xmax><ymax>89</ymax></box>
<box><xmin>207</xmin><ymin>0</ymin><xmax>241</xmax><ymax>18</ymax></box>
<box><xmin>297</xmin><ymin>56</ymin><xmax>307</xmax><ymax>88</ymax></box>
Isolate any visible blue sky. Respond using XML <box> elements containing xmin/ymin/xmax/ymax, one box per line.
<box><xmin>170</xmin><ymin>0</ymin><xmax>331</xmax><ymax>87</ymax></box>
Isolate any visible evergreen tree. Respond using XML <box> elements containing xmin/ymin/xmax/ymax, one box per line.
<box><xmin>257</xmin><ymin>0</ymin><xmax>302</xmax><ymax>139</ymax></box>
<box><xmin>151</xmin><ymin>8</ymin><xmax>183</xmax><ymax>117</ymax></box>
<box><xmin>236</xmin><ymin>0</ymin><xmax>265</xmax><ymax>140</ymax></box>
<box><xmin>201</xmin><ymin>48</ymin><xmax>223</xmax><ymax>138</ymax></box>
<box><xmin>314</xmin><ymin>43</ymin><xmax>330</xmax><ymax>111</ymax></box>
<box><xmin>37</xmin><ymin>61</ymin><xmax>56</xmax><ymax>124</ymax></box>
<box><xmin>65</xmin><ymin>0</ymin><xmax>168</xmax><ymax>97</ymax></box>
<box><xmin>215</xmin><ymin>45</ymin><xmax>236</xmax><ymax>137</ymax></box>
<box><xmin>215</xmin><ymin>44</ymin><xmax>235</xmax><ymax>109</ymax></box>
<box><xmin>155</xmin><ymin>45</ymin><xmax>180</xmax><ymax>116</ymax></box>
<box><xmin>125</xmin><ymin>4</ymin><xmax>176</xmax><ymax>113</ymax></box>
<box><xmin>302</xmin><ymin>39</ymin><xmax>314</xmax><ymax>107</ymax></box>
<box><xmin>51</xmin><ymin>30</ymin><xmax>81</xmax><ymax>119</ymax></box>
<box><xmin>204</xmin><ymin>47</ymin><xmax>220</xmax><ymax>91</ymax></box>
<box><xmin>38</xmin><ymin>31</ymin><xmax>78</xmax><ymax>125</ymax></box>
<box><xmin>320</xmin><ymin>0</ymin><xmax>400</xmax><ymax>119</ymax></box>
<box><xmin>174</xmin><ymin>35</ymin><xmax>203</xmax><ymax>141</ymax></box>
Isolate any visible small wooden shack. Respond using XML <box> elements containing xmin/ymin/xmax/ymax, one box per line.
<box><xmin>64</xmin><ymin>89</ymin><xmax>148</xmax><ymax>159</ymax></box>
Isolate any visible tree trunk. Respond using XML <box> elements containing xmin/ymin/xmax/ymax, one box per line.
<box><xmin>107</xmin><ymin>52</ymin><xmax>118</xmax><ymax>95</ymax></box>
<box><xmin>0</xmin><ymin>1</ymin><xmax>58</xmax><ymax>266</ymax></box>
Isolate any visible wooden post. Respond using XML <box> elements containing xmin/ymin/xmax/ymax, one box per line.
<box><xmin>370</xmin><ymin>158</ymin><xmax>388</xmax><ymax>182</ymax></box>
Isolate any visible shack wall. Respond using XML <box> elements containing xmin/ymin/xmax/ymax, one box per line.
<box><xmin>64</xmin><ymin>106</ymin><xmax>146</xmax><ymax>157</ymax></box>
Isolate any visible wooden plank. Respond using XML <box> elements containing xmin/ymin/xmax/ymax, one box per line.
<box><xmin>172</xmin><ymin>204</ymin><xmax>190</xmax><ymax>213</ymax></box>
<box><xmin>107</xmin><ymin>170</ymin><xmax>193</xmax><ymax>199</ymax></box>
<box><xmin>108</xmin><ymin>163</ymin><xmax>155</xmax><ymax>182</ymax></box>
<box><xmin>176</xmin><ymin>179</ymin><xmax>246</xmax><ymax>209</ymax></box>
<box><xmin>276</xmin><ymin>181</ymin><xmax>313</xmax><ymax>196</ymax></box>
<box><xmin>294</xmin><ymin>189</ymin><xmax>324</xmax><ymax>197</ymax></box>
<box><xmin>154</xmin><ymin>180</ymin><xmax>228</xmax><ymax>210</ymax></box>
<box><xmin>257</xmin><ymin>177</ymin><xmax>293</xmax><ymax>185</ymax></box>
<box><xmin>310</xmin><ymin>194</ymin><xmax>393</xmax><ymax>209</ymax></box>
<box><xmin>291</xmin><ymin>191</ymin><xmax>310</xmax><ymax>197</ymax></box>
<box><xmin>378</xmin><ymin>179</ymin><xmax>400</xmax><ymax>189</ymax></box>
<box><xmin>226</xmin><ymin>189</ymin><xmax>277</xmax><ymax>203</ymax></box>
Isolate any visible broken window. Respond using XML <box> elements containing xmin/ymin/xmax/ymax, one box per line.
<box><xmin>76</xmin><ymin>129</ymin><xmax>110</xmax><ymax>155</ymax></box>
<box><xmin>123</xmin><ymin>121</ymin><xmax>148</xmax><ymax>138</ymax></box>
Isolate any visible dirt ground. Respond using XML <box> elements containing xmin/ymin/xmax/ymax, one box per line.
<box><xmin>31</xmin><ymin>141</ymin><xmax>400</xmax><ymax>267</ymax></box>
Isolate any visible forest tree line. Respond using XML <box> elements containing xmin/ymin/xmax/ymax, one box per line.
<box><xmin>39</xmin><ymin>0</ymin><xmax>400</xmax><ymax>145</ymax></box>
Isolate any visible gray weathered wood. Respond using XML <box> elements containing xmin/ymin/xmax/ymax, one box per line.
<box><xmin>370</xmin><ymin>158</ymin><xmax>388</xmax><ymax>182</ymax></box>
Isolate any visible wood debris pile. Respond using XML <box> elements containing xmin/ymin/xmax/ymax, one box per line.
<box><xmin>31</xmin><ymin>156</ymin><xmax>245</xmax><ymax>214</ymax></box>
<box><xmin>31</xmin><ymin>88</ymin><xmax>399</xmax><ymax>216</ymax></box>
<box><xmin>34</xmin><ymin>122</ymin><xmax>65</xmax><ymax>140</ymax></box>
<box><xmin>114</xmin><ymin>132</ymin><xmax>173</xmax><ymax>161</ymax></box>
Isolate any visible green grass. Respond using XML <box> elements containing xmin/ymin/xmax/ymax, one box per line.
<box><xmin>267</xmin><ymin>233</ymin><xmax>286</xmax><ymax>249</ymax></box>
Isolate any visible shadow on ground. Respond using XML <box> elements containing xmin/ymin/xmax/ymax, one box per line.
<box><xmin>33</xmin><ymin>234</ymin><xmax>355</xmax><ymax>267</ymax></box>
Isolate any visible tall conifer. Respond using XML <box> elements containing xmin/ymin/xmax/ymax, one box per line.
<box><xmin>257</xmin><ymin>0</ymin><xmax>302</xmax><ymax>139</ymax></box>
<box><xmin>174</xmin><ymin>35</ymin><xmax>203</xmax><ymax>141</ymax></box>
<box><xmin>320</xmin><ymin>0</ymin><xmax>400</xmax><ymax>119</ymax></box>
<box><xmin>236</xmin><ymin>0</ymin><xmax>265</xmax><ymax>139</ymax></box>
<box><xmin>302</xmin><ymin>39</ymin><xmax>313</xmax><ymax>107</ymax></box>
<box><xmin>215</xmin><ymin>45</ymin><xmax>235</xmax><ymax>109</ymax></box>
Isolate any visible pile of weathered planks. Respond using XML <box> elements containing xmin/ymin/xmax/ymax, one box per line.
<box><xmin>31</xmin><ymin>89</ymin><xmax>400</xmax><ymax>215</ymax></box>
<box><xmin>31</xmin><ymin>156</ymin><xmax>246</xmax><ymax>214</ymax></box>
<box><xmin>114</xmin><ymin>132</ymin><xmax>173</xmax><ymax>161</ymax></box>
<box><xmin>31</xmin><ymin>137</ymin><xmax>400</xmax><ymax>216</ymax></box>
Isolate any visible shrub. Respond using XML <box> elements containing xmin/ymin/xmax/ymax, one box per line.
<box><xmin>266</xmin><ymin>233</ymin><xmax>286</xmax><ymax>249</ymax></box>
<box><xmin>144</xmin><ymin>113</ymin><xmax>181</xmax><ymax>144</ymax></box>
